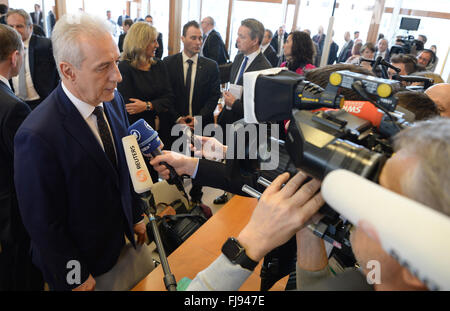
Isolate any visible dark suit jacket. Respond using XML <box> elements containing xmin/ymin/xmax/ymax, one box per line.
<box><xmin>338</xmin><ymin>40</ymin><xmax>354</xmax><ymax>63</ymax></box>
<box><xmin>0</xmin><ymin>81</ymin><xmax>31</xmax><ymax>246</ymax></box>
<box><xmin>155</xmin><ymin>33</ymin><xmax>163</xmax><ymax>59</ymax></box>
<box><xmin>263</xmin><ymin>45</ymin><xmax>279</xmax><ymax>68</ymax></box>
<box><xmin>118</xmin><ymin>33</ymin><xmax>126</xmax><ymax>52</ymax></box>
<box><xmin>14</xmin><ymin>84</ymin><xmax>143</xmax><ymax>290</ymax></box>
<box><xmin>30</xmin><ymin>11</ymin><xmax>44</xmax><ymax>28</ymax></box>
<box><xmin>163</xmin><ymin>53</ymin><xmax>221</xmax><ymax>127</ymax></box>
<box><xmin>270</xmin><ymin>32</ymin><xmax>288</xmax><ymax>55</ymax></box>
<box><xmin>117</xmin><ymin>15</ymin><xmax>130</xmax><ymax>26</ymax></box>
<box><xmin>218</xmin><ymin>52</ymin><xmax>272</xmax><ymax>127</ymax></box>
<box><xmin>327</xmin><ymin>41</ymin><xmax>339</xmax><ymax>65</ymax></box>
<box><xmin>11</xmin><ymin>35</ymin><xmax>59</xmax><ymax>108</ymax></box>
<box><xmin>202</xmin><ymin>30</ymin><xmax>229</xmax><ymax>65</ymax></box>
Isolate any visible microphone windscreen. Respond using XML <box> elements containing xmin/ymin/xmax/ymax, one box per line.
<box><xmin>322</xmin><ymin>169</ymin><xmax>450</xmax><ymax>290</ymax></box>
<box><xmin>128</xmin><ymin>119</ymin><xmax>162</xmax><ymax>157</ymax></box>
<box><xmin>342</xmin><ymin>101</ymin><xmax>384</xmax><ymax>127</ymax></box>
<box><xmin>122</xmin><ymin>135</ymin><xmax>153</xmax><ymax>193</ymax></box>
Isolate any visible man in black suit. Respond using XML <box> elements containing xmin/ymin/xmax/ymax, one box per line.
<box><xmin>327</xmin><ymin>32</ymin><xmax>339</xmax><ymax>65</ymax></box>
<box><xmin>200</xmin><ymin>16</ymin><xmax>229</xmax><ymax>65</ymax></box>
<box><xmin>117</xmin><ymin>10</ymin><xmax>130</xmax><ymax>27</ymax></box>
<box><xmin>338</xmin><ymin>31</ymin><xmax>354</xmax><ymax>63</ymax></box>
<box><xmin>7</xmin><ymin>9</ymin><xmax>59</xmax><ymax>110</ymax></box>
<box><xmin>0</xmin><ymin>24</ymin><xmax>43</xmax><ymax>291</ymax></box>
<box><xmin>219</xmin><ymin>18</ymin><xmax>272</xmax><ymax>127</ymax></box>
<box><xmin>163</xmin><ymin>21</ymin><xmax>221</xmax><ymax>204</ymax></box>
<box><xmin>30</xmin><ymin>4</ymin><xmax>44</xmax><ymax>29</ymax></box>
<box><xmin>262</xmin><ymin>29</ymin><xmax>279</xmax><ymax>67</ymax></box>
<box><xmin>0</xmin><ymin>4</ymin><xmax>8</xmax><ymax>25</ymax></box>
<box><xmin>270</xmin><ymin>25</ymin><xmax>288</xmax><ymax>61</ymax></box>
<box><xmin>145</xmin><ymin>15</ymin><xmax>164</xmax><ymax>59</ymax></box>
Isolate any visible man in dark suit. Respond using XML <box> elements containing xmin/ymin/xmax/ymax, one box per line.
<box><xmin>30</xmin><ymin>4</ymin><xmax>44</xmax><ymax>29</ymax></box>
<box><xmin>219</xmin><ymin>18</ymin><xmax>272</xmax><ymax>127</ymax></box>
<box><xmin>117</xmin><ymin>10</ymin><xmax>130</xmax><ymax>27</ymax></box>
<box><xmin>200</xmin><ymin>16</ymin><xmax>229</xmax><ymax>65</ymax></box>
<box><xmin>262</xmin><ymin>29</ymin><xmax>279</xmax><ymax>67</ymax></box>
<box><xmin>270</xmin><ymin>25</ymin><xmax>288</xmax><ymax>61</ymax></box>
<box><xmin>327</xmin><ymin>36</ymin><xmax>339</xmax><ymax>65</ymax></box>
<box><xmin>0</xmin><ymin>24</ymin><xmax>43</xmax><ymax>291</ymax></box>
<box><xmin>338</xmin><ymin>31</ymin><xmax>354</xmax><ymax>63</ymax></box>
<box><xmin>0</xmin><ymin>4</ymin><xmax>8</xmax><ymax>25</ymax></box>
<box><xmin>14</xmin><ymin>13</ymin><xmax>151</xmax><ymax>291</ymax></box>
<box><xmin>7</xmin><ymin>9</ymin><xmax>59</xmax><ymax>110</ymax></box>
<box><xmin>145</xmin><ymin>15</ymin><xmax>164</xmax><ymax>59</ymax></box>
<box><xmin>163</xmin><ymin>21</ymin><xmax>221</xmax><ymax>204</ymax></box>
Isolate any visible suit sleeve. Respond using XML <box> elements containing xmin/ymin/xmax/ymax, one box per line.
<box><xmin>206</xmin><ymin>34</ymin><xmax>223</xmax><ymax>63</ymax></box>
<box><xmin>2</xmin><ymin>101</ymin><xmax>30</xmax><ymax>156</ymax></box>
<box><xmin>14</xmin><ymin>130</ymin><xmax>91</xmax><ymax>290</ymax></box>
<box><xmin>199</xmin><ymin>62</ymin><xmax>221</xmax><ymax>125</ymax></box>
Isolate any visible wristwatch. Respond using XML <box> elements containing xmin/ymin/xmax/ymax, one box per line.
<box><xmin>146</xmin><ymin>102</ymin><xmax>151</xmax><ymax>111</ymax></box>
<box><xmin>221</xmin><ymin>237</ymin><xmax>258</xmax><ymax>271</ymax></box>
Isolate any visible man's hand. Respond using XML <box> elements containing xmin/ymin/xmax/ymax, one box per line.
<box><xmin>134</xmin><ymin>222</ymin><xmax>147</xmax><ymax>245</ymax></box>
<box><xmin>72</xmin><ymin>274</ymin><xmax>96</xmax><ymax>291</ymax></box>
<box><xmin>149</xmin><ymin>151</ymin><xmax>199</xmax><ymax>179</ymax></box>
<box><xmin>223</xmin><ymin>91</ymin><xmax>236</xmax><ymax>108</ymax></box>
<box><xmin>237</xmin><ymin>171</ymin><xmax>324</xmax><ymax>262</ymax></box>
<box><xmin>191</xmin><ymin>136</ymin><xmax>227</xmax><ymax>161</ymax></box>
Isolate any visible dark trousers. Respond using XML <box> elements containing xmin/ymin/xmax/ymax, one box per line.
<box><xmin>189</xmin><ymin>181</ymin><xmax>203</xmax><ymax>202</ymax></box>
<box><xmin>0</xmin><ymin>239</ymin><xmax>44</xmax><ymax>291</ymax></box>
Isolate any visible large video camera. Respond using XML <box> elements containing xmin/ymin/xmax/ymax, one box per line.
<box><xmin>390</xmin><ymin>35</ymin><xmax>424</xmax><ymax>56</ymax></box>
<box><xmin>237</xmin><ymin>69</ymin><xmax>410</xmax><ymax>270</ymax></box>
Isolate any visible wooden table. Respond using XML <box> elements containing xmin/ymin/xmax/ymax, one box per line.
<box><xmin>132</xmin><ymin>195</ymin><xmax>288</xmax><ymax>291</ymax></box>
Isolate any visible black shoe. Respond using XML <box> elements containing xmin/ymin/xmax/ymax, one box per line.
<box><xmin>213</xmin><ymin>192</ymin><xmax>229</xmax><ymax>205</ymax></box>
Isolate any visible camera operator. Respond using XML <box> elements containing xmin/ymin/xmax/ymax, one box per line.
<box><xmin>425</xmin><ymin>83</ymin><xmax>450</xmax><ymax>118</ymax></box>
<box><xmin>151</xmin><ymin>118</ymin><xmax>450</xmax><ymax>291</ymax></box>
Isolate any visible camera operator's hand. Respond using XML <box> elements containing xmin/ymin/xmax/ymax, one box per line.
<box><xmin>149</xmin><ymin>151</ymin><xmax>199</xmax><ymax>179</ymax></box>
<box><xmin>191</xmin><ymin>136</ymin><xmax>227</xmax><ymax>161</ymax></box>
<box><xmin>237</xmin><ymin>171</ymin><xmax>324</xmax><ymax>262</ymax></box>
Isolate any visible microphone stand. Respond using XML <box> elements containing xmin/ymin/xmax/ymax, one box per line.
<box><xmin>140</xmin><ymin>191</ymin><xmax>178</xmax><ymax>291</ymax></box>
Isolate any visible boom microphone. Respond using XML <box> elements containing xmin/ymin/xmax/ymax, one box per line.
<box><xmin>322</xmin><ymin>169</ymin><xmax>450</xmax><ymax>291</ymax></box>
<box><xmin>128</xmin><ymin>119</ymin><xmax>186</xmax><ymax>194</ymax></box>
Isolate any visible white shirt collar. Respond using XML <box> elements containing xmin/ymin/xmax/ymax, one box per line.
<box><xmin>244</xmin><ymin>48</ymin><xmax>261</xmax><ymax>64</ymax></box>
<box><xmin>204</xmin><ymin>28</ymin><xmax>213</xmax><ymax>38</ymax></box>
<box><xmin>62</xmin><ymin>82</ymin><xmax>103</xmax><ymax>120</ymax></box>
<box><xmin>261</xmin><ymin>43</ymin><xmax>270</xmax><ymax>52</ymax></box>
<box><xmin>0</xmin><ymin>74</ymin><xmax>11</xmax><ymax>89</ymax></box>
<box><xmin>24</xmin><ymin>35</ymin><xmax>31</xmax><ymax>49</ymax></box>
<box><xmin>182</xmin><ymin>51</ymin><xmax>199</xmax><ymax>64</ymax></box>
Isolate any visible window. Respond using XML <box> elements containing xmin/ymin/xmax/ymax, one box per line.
<box><xmin>149</xmin><ymin>0</ymin><xmax>170</xmax><ymax>58</ymax></box>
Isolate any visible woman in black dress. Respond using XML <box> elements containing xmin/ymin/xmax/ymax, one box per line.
<box><xmin>118</xmin><ymin>22</ymin><xmax>175</xmax><ymax>181</ymax></box>
<box><xmin>118</xmin><ymin>21</ymin><xmax>175</xmax><ymax>146</ymax></box>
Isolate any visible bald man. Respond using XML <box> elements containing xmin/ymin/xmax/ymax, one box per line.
<box><xmin>425</xmin><ymin>83</ymin><xmax>450</xmax><ymax>118</ymax></box>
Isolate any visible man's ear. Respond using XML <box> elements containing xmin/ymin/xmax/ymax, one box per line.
<box><xmin>10</xmin><ymin>50</ymin><xmax>20</xmax><ymax>68</ymax></box>
<box><xmin>59</xmin><ymin>62</ymin><xmax>76</xmax><ymax>81</ymax></box>
<box><xmin>401</xmin><ymin>268</ymin><xmax>428</xmax><ymax>290</ymax></box>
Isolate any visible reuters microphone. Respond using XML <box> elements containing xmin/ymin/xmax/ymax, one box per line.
<box><xmin>128</xmin><ymin>119</ymin><xmax>186</xmax><ymax>194</ymax></box>
<box><xmin>122</xmin><ymin>135</ymin><xmax>153</xmax><ymax>193</ymax></box>
<box><xmin>322</xmin><ymin>169</ymin><xmax>450</xmax><ymax>291</ymax></box>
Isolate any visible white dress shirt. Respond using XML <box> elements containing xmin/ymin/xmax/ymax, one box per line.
<box><xmin>182</xmin><ymin>51</ymin><xmax>198</xmax><ymax>116</ymax></box>
<box><xmin>234</xmin><ymin>48</ymin><xmax>260</xmax><ymax>84</ymax></box>
<box><xmin>0</xmin><ymin>74</ymin><xmax>11</xmax><ymax>89</ymax></box>
<box><xmin>12</xmin><ymin>35</ymin><xmax>40</xmax><ymax>101</ymax></box>
<box><xmin>61</xmin><ymin>82</ymin><xmax>117</xmax><ymax>155</ymax></box>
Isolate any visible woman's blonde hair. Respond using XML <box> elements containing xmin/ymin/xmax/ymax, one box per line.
<box><xmin>121</xmin><ymin>22</ymin><xmax>158</xmax><ymax>68</ymax></box>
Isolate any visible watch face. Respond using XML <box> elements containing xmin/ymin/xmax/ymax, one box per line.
<box><xmin>223</xmin><ymin>237</ymin><xmax>243</xmax><ymax>259</ymax></box>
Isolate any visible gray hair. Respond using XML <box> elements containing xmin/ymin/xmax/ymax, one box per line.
<box><xmin>6</xmin><ymin>9</ymin><xmax>33</xmax><ymax>26</ymax></box>
<box><xmin>241</xmin><ymin>18</ymin><xmax>264</xmax><ymax>45</ymax></box>
<box><xmin>394</xmin><ymin>118</ymin><xmax>450</xmax><ymax>215</ymax></box>
<box><xmin>51</xmin><ymin>13</ymin><xmax>112</xmax><ymax>77</ymax></box>
<box><xmin>204</xmin><ymin>16</ymin><xmax>215</xmax><ymax>26</ymax></box>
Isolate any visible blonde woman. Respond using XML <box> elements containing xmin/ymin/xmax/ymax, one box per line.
<box><xmin>118</xmin><ymin>22</ymin><xmax>174</xmax><ymax>145</ymax></box>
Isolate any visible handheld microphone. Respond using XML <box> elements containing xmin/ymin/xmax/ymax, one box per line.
<box><xmin>341</xmin><ymin>101</ymin><xmax>384</xmax><ymax>128</ymax></box>
<box><xmin>122</xmin><ymin>135</ymin><xmax>154</xmax><ymax>194</ymax></box>
<box><xmin>128</xmin><ymin>119</ymin><xmax>186</xmax><ymax>194</ymax></box>
<box><xmin>322</xmin><ymin>169</ymin><xmax>450</xmax><ymax>291</ymax></box>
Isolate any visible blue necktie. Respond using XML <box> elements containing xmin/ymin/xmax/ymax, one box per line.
<box><xmin>236</xmin><ymin>56</ymin><xmax>249</xmax><ymax>84</ymax></box>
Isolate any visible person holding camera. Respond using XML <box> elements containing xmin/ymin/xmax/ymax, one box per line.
<box><xmin>150</xmin><ymin>118</ymin><xmax>450</xmax><ymax>291</ymax></box>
